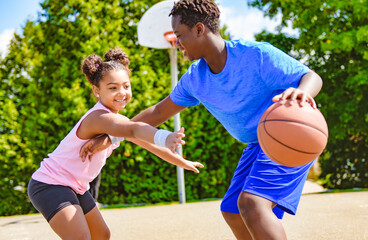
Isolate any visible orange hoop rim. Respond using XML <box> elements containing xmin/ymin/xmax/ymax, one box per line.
<box><xmin>164</xmin><ymin>31</ymin><xmax>177</xmax><ymax>47</ymax></box>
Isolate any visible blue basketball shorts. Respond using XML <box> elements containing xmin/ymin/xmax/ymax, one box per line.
<box><xmin>220</xmin><ymin>143</ymin><xmax>315</xmax><ymax>219</ymax></box>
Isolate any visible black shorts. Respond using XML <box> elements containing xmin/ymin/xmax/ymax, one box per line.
<box><xmin>27</xmin><ymin>178</ymin><xmax>96</xmax><ymax>222</ymax></box>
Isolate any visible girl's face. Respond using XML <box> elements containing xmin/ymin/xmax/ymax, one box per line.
<box><xmin>93</xmin><ymin>70</ymin><xmax>132</xmax><ymax>113</ymax></box>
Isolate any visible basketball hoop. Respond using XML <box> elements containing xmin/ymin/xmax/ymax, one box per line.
<box><xmin>137</xmin><ymin>0</ymin><xmax>176</xmax><ymax>49</ymax></box>
<box><xmin>164</xmin><ymin>31</ymin><xmax>178</xmax><ymax>48</ymax></box>
<box><xmin>138</xmin><ymin>0</ymin><xmax>186</xmax><ymax>204</ymax></box>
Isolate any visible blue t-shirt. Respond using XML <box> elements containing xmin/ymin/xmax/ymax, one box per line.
<box><xmin>170</xmin><ymin>40</ymin><xmax>309</xmax><ymax>143</ymax></box>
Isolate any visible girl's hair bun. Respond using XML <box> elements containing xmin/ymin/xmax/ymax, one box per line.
<box><xmin>81</xmin><ymin>54</ymin><xmax>103</xmax><ymax>84</ymax></box>
<box><xmin>81</xmin><ymin>47</ymin><xmax>130</xmax><ymax>86</ymax></box>
<box><xmin>104</xmin><ymin>47</ymin><xmax>130</xmax><ymax>68</ymax></box>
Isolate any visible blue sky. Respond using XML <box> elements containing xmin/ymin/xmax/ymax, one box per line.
<box><xmin>0</xmin><ymin>0</ymin><xmax>291</xmax><ymax>57</ymax></box>
<box><xmin>0</xmin><ymin>0</ymin><xmax>42</xmax><ymax>32</ymax></box>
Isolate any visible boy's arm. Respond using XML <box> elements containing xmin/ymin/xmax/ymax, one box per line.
<box><xmin>79</xmin><ymin>134</ymin><xmax>112</xmax><ymax>161</ymax></box>
<box><xmin>272</xmin><ymin>70</ymin><xmax>323</xmax><ymax>108</ymax></box>
<box><xmin>297</xmin><ymin>70</ymin><xmax>323</xmax><ymax>97</ymax></box>
<box><xmin>131</xmin><ymin>96</ymin><xmax>186</xmax><ymax>126</ymax></box>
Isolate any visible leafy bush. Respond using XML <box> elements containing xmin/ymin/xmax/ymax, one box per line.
<box><xmin>0</xmin><ymin>0</ymin><xmax>243</xmax><ymax>216</ymax></box>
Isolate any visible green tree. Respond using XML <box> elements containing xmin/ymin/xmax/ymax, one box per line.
<box><xmin>0</xmin><ymin>0</ymin><xmax>242</xmax><ymax>216</ymax></box>
<box><xmin>255</xmin><ymin>31</ymin><xmax>297</xmax><ymax>55</ymax></box>
<box><xmin>249</xmin><ymin>0</ymin><xmax>368</xmax><ymax>188</ymax></box>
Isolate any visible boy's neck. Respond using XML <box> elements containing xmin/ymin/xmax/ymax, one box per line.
<box><xmin>203</xmin><ymin>34</ymin><xmax>227</xmax><ymax>74</ymax></box>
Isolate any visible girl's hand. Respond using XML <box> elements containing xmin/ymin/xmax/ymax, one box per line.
<box><xmin>272</xmin><ymin>87</ymin><xmax>317</xmax><ymax>109</ymax></box>
<box><xmin>179</xmin><ymin>160</ymin><xmax>204</xmax><ymax>173</ymax></box>
<box><xmin>166</xmin><ymin>127</ymin><xmax>186</xmax><ymax>154</ymax></box>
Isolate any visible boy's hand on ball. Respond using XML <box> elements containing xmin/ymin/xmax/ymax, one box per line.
<box><xmin>166</xmin><ymin>127</ymin><xmax>186</xmax><ymax>154</ymax></box>
<box><xmin>272</xmin><ymin>87</ymin><xmax>317</xmax><ymax>109</ymax></box>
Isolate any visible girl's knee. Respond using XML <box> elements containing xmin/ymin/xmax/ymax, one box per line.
<box><xmin>65</xmin><ymin>231</ymin><xmax>91</xmax><ymax>240</ymax></box>
<box><xmin>103</xmin><ymin>227</ymin><xmax>111</xmax><ymax>240</ymax></box>
<box><xmin>95</xmin><ymin>226</ymin><xmax>110</xmax><ymax>240</ymax></box>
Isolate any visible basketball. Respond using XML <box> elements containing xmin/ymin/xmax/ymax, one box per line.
<box><xmin>257</xmin><ymin>100</ymin><xmax>328</xmax><ymax>167</ymax></box>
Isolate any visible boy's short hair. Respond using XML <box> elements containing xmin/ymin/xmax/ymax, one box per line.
<box><xmin>169</xmin><ymin>0</ymin><xmax>220</xmax><ymax>33</ymax></box>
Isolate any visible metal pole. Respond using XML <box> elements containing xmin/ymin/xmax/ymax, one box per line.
<box><xmin>170</xmin><ymin>47</ymin><xmax>186</xmax><ymax>204</ymax></box>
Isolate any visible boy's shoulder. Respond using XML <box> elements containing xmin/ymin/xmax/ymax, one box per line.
<box><xmin>188</xmin><ymin>40</ymin><xmax>271</xmax><ymax>66</ymax></box>
<box><xmin>226</xmin><ymin>39</ymin><xmax>274</xmax><ymax>52</ymax></box>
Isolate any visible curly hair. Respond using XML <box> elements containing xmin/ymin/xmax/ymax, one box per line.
<box><xmin>169</xmin><ymin>0</ymin><xmax>220</xmax><ymax>33</ymax></box>
<box><xmin>81</xmin><ymin>47</ymin><xmax>130</xmax><ymax>86</ymax></box>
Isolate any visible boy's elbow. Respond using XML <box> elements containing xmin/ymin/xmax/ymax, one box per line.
<box><xmin>314</xmin><ymin>71</ymin><xmax>323</xmax><ymax>91</ymax></box>
<box><xmin>309</xmin><ymin>69</ymin><xmax>323</xmax><ymax>92</ymax></box>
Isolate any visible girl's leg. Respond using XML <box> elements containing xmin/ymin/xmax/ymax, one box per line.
<box><xmin>85</xmin><ymin>206</ymin><xmax>111</xmax><ymax>240</ymax></box>
<box><xmin>237</xmin><ymin>192</ymin><xmax>287</xmax><ymax>240</ymax></box>
<box><xmin>49</xmin><ymin>204</ymin><xmax>91</xmax><ymax>240</ymax></box>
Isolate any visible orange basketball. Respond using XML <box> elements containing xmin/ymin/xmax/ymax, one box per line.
<box><xmin>257</xmin><ymin>100</ymin><xmax>328</xmax><ymax>167</ymax></box>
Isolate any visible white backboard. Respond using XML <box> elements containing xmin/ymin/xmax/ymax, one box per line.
<box><xmin>138</xmin><ymin>0</ymin><xmax>176</xmax><ymax>49</ymax></box>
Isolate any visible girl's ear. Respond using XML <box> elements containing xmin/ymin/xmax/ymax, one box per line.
<box><xmin>92</xmin><ymin>85</ymin><xmax>100</xmax><ymax>98</ymax></box>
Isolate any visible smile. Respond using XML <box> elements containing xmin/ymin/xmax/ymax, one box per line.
<box><xmin>115</xmin><ymin>98</ymin><xmax>126</xmax><ymax>103</ymax></box>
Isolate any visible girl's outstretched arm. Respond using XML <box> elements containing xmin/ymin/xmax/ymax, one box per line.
<box><xmin>77</xmin><ymin>110</ymin><xmax>184</xmax><ymax>153</ymax></box>
<box><xmin>80</xmin><ymin>96</ymin><xmax>186</xmax><ymax>160</ymax></box>
<box><xmin>126</xmin><ymin>137</ymin><xmax>204</xmax><ymax>173</ymax></box>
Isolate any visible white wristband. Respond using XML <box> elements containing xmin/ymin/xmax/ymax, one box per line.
<box><xmin>154</xmin><ymin>129</ymin><xmax>172</xmax><ymax>148</ymax></box>
<box><xmin>108</xmin><ymin>135</ymin><xmax>125</xmax><ymax>145</ymax></box>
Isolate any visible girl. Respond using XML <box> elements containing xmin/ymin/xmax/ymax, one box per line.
<box><xmin>27</xmin><ymin>47</ymin><xmax>203</xmax><ymax>240</ymax></box>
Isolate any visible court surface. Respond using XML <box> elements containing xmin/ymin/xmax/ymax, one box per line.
<box><xmin>0</xmin><ymin>182</ymin><xmax>367</xmax><ymax>240</ymax></box>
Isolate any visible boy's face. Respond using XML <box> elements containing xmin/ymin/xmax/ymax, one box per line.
<box><xmin>171</xmin><ymin>15</ymin><xmax>202</xmax><ymax>61</ymax></box>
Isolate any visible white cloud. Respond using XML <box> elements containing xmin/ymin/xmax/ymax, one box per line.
<box><xmin>219</xmin><ymin>5</ymin><xmax>298</xmax><ymax>41</ymax></box>
<box><xmin>0</xmin><ymin>29</ymin><xmax>15</xmax><ymax>58</ymax></box>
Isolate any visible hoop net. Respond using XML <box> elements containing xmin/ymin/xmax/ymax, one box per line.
<box><xmin>164</xmin><ymin>31</ymin><xmax>178</xmax><ymax>48</ymax></box>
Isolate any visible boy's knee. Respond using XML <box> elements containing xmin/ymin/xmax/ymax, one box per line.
<box><xmin>237</xmin><ymin>192</ymin><xmax>257</xmax><ymax>221</ymax></box>
<box><xmin>237</xmin><ymin>192</ymin><xmax>274</xmax><ymax>222</ymax></box>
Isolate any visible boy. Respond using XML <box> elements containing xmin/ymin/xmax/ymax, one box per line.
<box><xmin>81</xmin><ymin>0</ymin><xmax>323</xmax><ymax>239</ymax></box>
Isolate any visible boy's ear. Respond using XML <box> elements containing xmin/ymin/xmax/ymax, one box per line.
<box><xmin>195</xmin><ymin>22</ymin><xmax>205</xmax><ymax>36</ymax></box>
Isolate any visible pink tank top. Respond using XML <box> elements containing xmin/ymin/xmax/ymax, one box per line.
<box><xmin>32</xmin><ymin>102</ymin><xmax>120</xmax><ymax>194</ymax></box>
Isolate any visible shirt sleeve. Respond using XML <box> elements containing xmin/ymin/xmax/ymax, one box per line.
<box><xmin>170</xmin><ymin>71</ymin><xmax>200</xmax><ymax>107</ymax></box>
<box><xmin>259</xmin><ymin>43</ymin><xmax>309</xmax><ymax>90</ymax></box>
<box><xmin>106</xmin><ymin>142</ymin><xmax>120</xmax><ymax>158</ymax></box>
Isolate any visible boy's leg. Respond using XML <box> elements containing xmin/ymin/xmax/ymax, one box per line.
<box><xmin>221</xmin><ymin>143</ymin><xmax>313</xmax><ymax>239</ymax></box>
<box><xmin>85</xmin><ymin>206</ymin><xmax>111</xmax><ymax>240</ymax></box>
<box><xmin>220</xmin><ymin>143</ymin><xmax>259</xmax><ymax>240</ymax></box>
<box><xmin>221</xmin><ymin>212</ymin><xmax>252</xmax><ymax>240</ymax></box>
<box><xmin>222</xmin><ymin>196</ymin><xmax>286</xmax><ymax>240</ymax></box>
<box><xmin>49</xmin><ymin>204</ymin><xmax>91</xmax><ymax>239</ymax></box>
<box><xmin>237</xmin><ymin>192</ymin><xmax>286</xmax><ymax>240</ymax></box>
